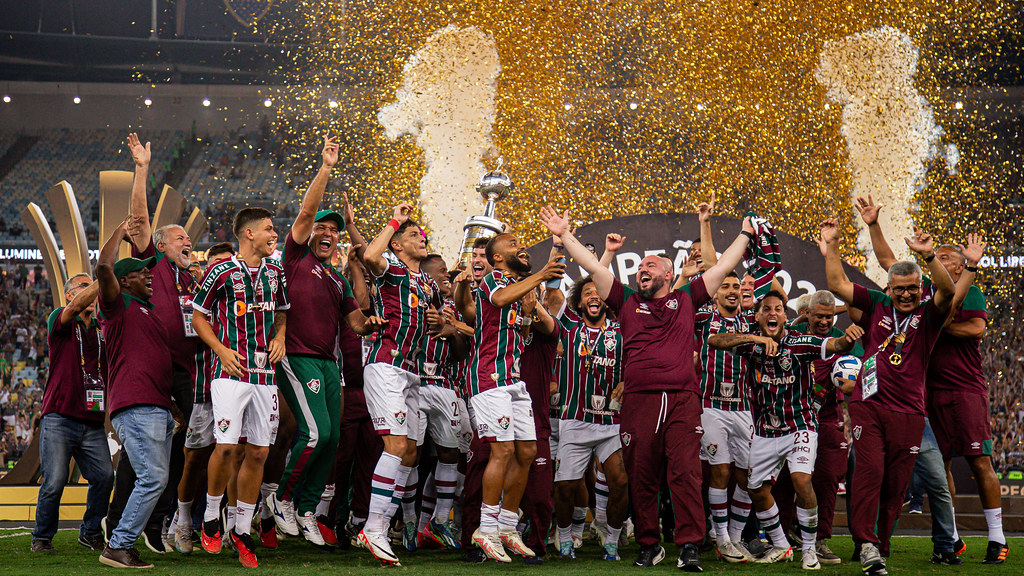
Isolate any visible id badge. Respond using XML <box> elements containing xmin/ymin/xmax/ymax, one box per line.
<box><xmin>85</xmin><ymin>389</ymin><xmax>105</xmax><ymax>412</ymax></box>
<box><xmin>180</xmin><ymin>295</ymin><xmax>198</xmax><ymax>338</ymax></box>
<box><xmin>861</xmin><ymin>354</ymin><xmax>879</xmax><ymax>400</ymax></box>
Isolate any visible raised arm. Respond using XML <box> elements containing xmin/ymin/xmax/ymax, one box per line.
<box><xmin>700</xmin><ymin>216</ymin><xmax>755</xmax><ymax>296</ymax></box>
<box><xmin>126</xmin><ymin>133</ymin><xmax>153</xmax><ymax>252</ymax></box>
<box><xmin>856</xmin><ymin>195</ymin><xmax>897</xmax><ymax>271</ymax></box>
<box><xmin>453</xmin><ymin>268</ymin><xmax>476</xmax><ymax>326</ymax></box>
<box><xmin>96</xmin><ymin>217</ymin><xmax>132</xmax><ymax>304</ymax></box>
<box><xmin>291</xmin><ymin>136</ymin><xmax>338</xmax><ymax>245</ymax></box>
<box><xmin>540</xmin><ymin>207</ymin><xmax>614</xmax><ymax>299</ymax></box>
<box><xmin>820</xmin><ymin>218</ymin><xmax>856</xmax><ymax>304</ymax></box>
<box><xmin>345</xmin><ymin>245</ymin><xmax>371</xmax><ymax>311</ymax></box>
<box><xmin>599</xmin><ymin>233</ymin><xmax>624</xmax><ymax>269</ymax></box>
<box><xmin>363</xmin><ymin>203</ymin><xmax>413</xmax><ymax>277</ymax></box>
<box><xmin>944</xmin><ymin>235</ymin><xmax>987</xmax><ymax>339</ymax></box>
<box><xmin>825</xmin><ymin>324</ymin><xmax>864</xmax><ymax>355</ymax></box>
<box><xmin>58</xmin><ymin>281</ymin><xmax>99</xmax><ymax>327</ymax></box>
<box><xmin>489</xmin><ymin>257</ymin><xmax>565</xmax><ymax>308</ymax></box>
<box><xmin>906</xmin><ymin>226</ymin><xmax>954</xmax><ymax>314</ymax></box>
<box><xmin>697</xmin><ymin>192</ymin><xmax>718</xmax><ymax>267</ymax></box>
<box><xmin>343</xmin><ymin>192</ymin><xmax>369</xmax><ymax>262</ymax></box>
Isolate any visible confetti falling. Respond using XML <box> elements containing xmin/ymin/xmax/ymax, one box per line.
<box><xmin>261</xmin><ymin>0</ymin><xmax>1021</xmax><ymax>283</ymax></box>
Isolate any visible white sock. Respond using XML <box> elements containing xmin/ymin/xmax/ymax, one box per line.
<box><xmin>433</xmin><ymin>462</ymin><xmax>458</xmax><ymax>524</ymax></box>
<box><xmin>177</xmin><ymin>500</ymin><xmax>193</xmax><ymax>528</ymax></box>
<box><xmin>571</xmin><ymin>506</ymin><xmax>587</xmax><ymax>540</ymax></box>
<box><xmin>226</xmin><ymin>505</ymin><xmax>237</xmax><ymax>533</ymax></box>
<box><xmin>498</xmin><ymin>508</ymin><xmax>518</xmax><ymax>532</ymax></box>
<box><xmin>708</xmin><ymin>487</ymin><xmax>730</xmax><ymax>541</ymax></box>
<box><xmin>419</xmin><ymin>471</ymin><xmax>437</xmax><ymax>532</ymax></box>
<box><xmin>480</xmin><ymin>503</ymin><xmax>500</xmax><ymax>534</ymax></box>
<box><xmin>755</xmin><ymin>503</ymin><xmax>789</xmax><ymax>548</ymax></box>
<box><xmin>235</xmin><ymin>501</ymin><xmax>256</xmax><ymax>537</ymax></box>
<box><xmin>594</xmin><ymin>470</ymin><xmax>609</xmax><ymax>525</ymax></box>
<box><xmin>984</xmin><ymin>508</ymin><xmax>1005</xmax><ymax>544</ymax></box>
<box><xmin>558</xmin><ymin>524</ymin><xmax>572</xmax><ymax>544</ymax></box>
<box><xmin>606</xmin><ymin>525</ymin><xmax>622</xmax><ymax>546</ymax></box>
<box><xmin>316</xmin><ymin>484</ymin><xmax>334</xmax><ymax>518</ymax></box>
<box><xmin>168</xmin><ymin>509</ymin><xmax>179</xmax><ymax>534</ymax></box>
<box><xmin>796</xmin><ymin>506</ymin><xmax>818</xmax><ymax>552</ymax></box>
<box><xmin>951</xmin><ymin>506</ymin><xmax>960</xmax><ymax>541</ymax></box>
<box><xmin>453</xmin><ymin>470</ymin><xmax>465</xmax><ymax>530</ymax></box>
<box><xmin>367</xmin><ymin>453</ymin><xmax>402</xmax><ymax>534</ymax></box>
<box><xmin>729</xmin><ymin>488</ymin><xmax>752</xmax><ymax>543</ymax></box>
<box><xmin>400</xmin><ymin>467</ymin><xmax>419</xmax><ymax>523</ymax></box>
<box><xmin>205</xmin><ymin>493</ymin><xmax>224</xmax><ymax>523</ymax></box>
<box><xmin>259</xmin><ymin>483</ymin><xmax>277</xmax><ymax>519</ymax></box>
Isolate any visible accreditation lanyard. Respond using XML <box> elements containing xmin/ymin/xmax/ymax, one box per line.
<box><xmin>75</xmin><ymin>322</ymin><xmax>102</xmax><ymax>378</ymax></box>
<box><xmin>578</xmin><ymin>324</ymin><xmax>608</xmax><ymax>373</ymax></box>
<box><xmin>879</xmin><ymin>309</ymin><xmax>912</xmax><ymax>366</ymax></box>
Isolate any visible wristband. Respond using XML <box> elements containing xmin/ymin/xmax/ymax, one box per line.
<box><xmin>923</xmin><ymin>252</ymin><xmax>935</xmax><ymax>263</ymax></box>
<box><xmin>520</xmin><ymin>316</ymin><xmax>533</xmax><ymax>327</ymax></box>
<box><xmin>965</xmin><ymin>264</ymin><xmax>979</xmax><ymax>273</ymax></box>
<box><xmin>553</xmin><ymin>244</ymin><xmax>564</xmax><ymax>249</ymax></box>
<box><xmin>741</xmin><ymin>231</ymin><xmax>756</xmax><ymax>241</ymax></box>
<box><xmin>388</xmin><ymin>219</ymin><xmax>400</xmax><ymax>232</ymax></box>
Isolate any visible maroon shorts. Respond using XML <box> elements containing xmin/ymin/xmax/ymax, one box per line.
<box><xmin>926</xmin><ymin>388</ymin><xmax>992</xmax><ymax>459</ymax></box>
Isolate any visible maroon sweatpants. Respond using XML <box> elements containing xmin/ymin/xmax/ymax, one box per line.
<box><xmin>848</xmin><ymin>401</ymin><xmax>924</xmax><ymax>546</ymax></box>
<box><xmin>812</xmin><ymin>418</ymin><xmax>848</xmax><ymax>540</ymax></box>
<box><xmin>521</xmin><ymin>438</ymin><xmax>553</xmax><ymax>556</ymax></box>
<box><xmin>461</xmin><ymin>432</ymin><xmax>491</xmax><ymax>548</ymax></box>
<box><xmin>620</xmin><ymin>390</ymin><xmax>704</xmax><ymax>547</ymax></box>
<box><xmin>331</xmin><ymin>387</ymin><xmax>383</xmax><ymax>521</ymax></box>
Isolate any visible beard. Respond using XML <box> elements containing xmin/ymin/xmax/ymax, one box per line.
<box><xmin>638</xmin><ymin>275</ymin><xmax>665</xmax><ymax>299</ymax></box>
<box><xmin>507</xmin><ymin>253</ymin><xmax>531</xmax><ymax>276</ymax></box>
<box><xmin>582</xmin><ymin>303</ymin><xmax>606</xmax><ymax>324</ymax></box>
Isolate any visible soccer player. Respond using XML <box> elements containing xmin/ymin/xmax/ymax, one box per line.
<box><xmin>541</xmin><ymin>205</ymin><xmax>755</xmax><ymax>571</ymax></box>
<box><xmin>788</xmin><ymin>290</ymin><xmax>864</xmax><ymax>565</ymax></box>
<box><xmin>552</xmin><ymin>276</ymin><xmax>628</xmax><ymax>562</ymax></box>
<box><xmin>708</xmin><ymin>290</ymin><xmax>863</xmax><ymax>569</ymax></box>
<box><xmin>357</xmin><ymin>203</ymin><xmax>444</xmax><ymax>566</ymax></box>
<box><xmin>822</xmin><ymin>217</ymin><xmax>955</xmax><ymax>575</ymax></box>
<box><xmin>96</xmin><ymin>218</ymin><xmax>173</xmax><ymax>569</ymax></box>
<box><xmin>173</xmin><ymin>241</ymin><xmax>235</xmax><ymax>554</ymax></box>
<box><xmin>268</xmin><ymin>136</ymin><xmax>384</xmax><ymax>547</ymax></box>
<box><xmin>192</xmin><ymin>208</ymin><xmax>290</xmax><ymax>568</ymax></box>
<box><xmin>468</xmin><ymin>234</ymin><xmax>563</xmax><ymax>562</ymax></box>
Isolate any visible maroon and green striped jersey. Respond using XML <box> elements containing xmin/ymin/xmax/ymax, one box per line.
<box><xmin>734</xmin><ymin>332</ymin><xmax>829</xmax><ymax>437</ymax></box>
<box><xmin>694</xmin><ymin>307</ymin><xmax>756</xmax><ymax>411</ymax></box>
<box><xmin>555</xmin><ymin>310</ymin><xmax>623</xmax><ymax>425</ymax></box>
<box><xmin>192</xmin><ymin>343</ymin><xmax>214</xmax><ymax>403</ymax></box>
<box><xmin>367</xmin><ymin>252</ymin><xmax>442</xmax><ymax>372</ymax></box>
<box><xmin>192</xmin><ymin>256</ymin><xmax>290</xmax><ymax>386</ymax></box>
<box><xmin>419</xmin><ymin>298</ymin><xmax>463</xmax><ymax>394</ymax></box>
<box><xmin>469</xmin><ymin>269</ymin><xmax>525</xmax><ymax>396</ymax></box>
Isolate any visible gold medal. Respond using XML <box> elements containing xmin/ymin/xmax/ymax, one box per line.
<box><xmin>889</xmin><ymin>353</ymin><xmax>902</xmax><ymax>366</ymax></box>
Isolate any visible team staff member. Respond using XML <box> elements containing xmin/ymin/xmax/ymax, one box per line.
<box><xmin>121</xmin><ymin>133</ymin><xmax>200</xmax><ymax>553</ymax></box>
<box><xmin>267</xmin><ymin>136</ymin><xmax>384</xmax><ymax>546</ymax></box>
<box><xmin>31</xmin><ymin>274</ymin><xmax>112</xmax><ymax>554</ymax></box>
<box><xmin>822</xmin><ymin>218</ymin><xmax>955</xmax><ymax>575</ymax></box>
<box><xmin>96</xmin><ymin>218</ymin><xmax>174</xmax><ymax>569</ymax></box>
<box><xmin>192</xmin><ymin>208</ymin><xmax>290</xmax><ymax>568</ymax></box>
<box><xmin>541</xmin><ymin>206</ymin><xmax>754</xmax><ymax>571</ymax></box>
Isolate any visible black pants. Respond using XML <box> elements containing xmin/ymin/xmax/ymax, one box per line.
<box><xmin>107</xmin><ymin>367</ymin><xmax>193</xmax><ymax>533</ymax></box>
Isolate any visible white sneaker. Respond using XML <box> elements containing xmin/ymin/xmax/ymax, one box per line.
<box><xmin>472</xmin><ymin>528</ymin><xmax>511</xmax><ymax>563</ymax></box>
<box><xmin>499</xmin><ymin>529</ymin><xmax>536</xmax><ymax>558</ymax></box>
<box><xmin>175</xmin><ymin>522</ymin><xmax>194</xmax><ymax>554</ymax></box>
<box><xmin>717</xmin><ymin>539</ymin><xmax>748</xmax><ymax>563</ymax></box>
<box><xmin>572</xmin><ymin>534</ymin><xmax>584</xmax><ymax>549</ymax></box>
<box><xmin>754</xmin><ymin>545</ymin><xmax>794</xmax><ymax>563</ymax></box>
<box><xmin>266</xmin><ymin>493</ymin><xmax>299</xmax><ymax>537</ymax></box>
<box><xmin>860</xmin><ymin>543</ymin><xmax>885</xmax><ymax>573</ymax></box>
<box><xmin>358</xmin><ymin>528</ymin><xmax>400</xmax><ymax>565</ymax></box>
<box><xmin>802</xmin><ymin>547</ymin><xmax>821</xmax><ymax>570</ymax></box>
<box><xmin>298</xmin><ymin>512</ymin><xmax>326</xmax><ymax>546</ymax></box>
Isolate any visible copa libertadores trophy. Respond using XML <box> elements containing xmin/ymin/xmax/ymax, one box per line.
<box><xmin>459</xmin><ymin>161</ymin><xmax>512</xmax><ymax>268</ymax></box>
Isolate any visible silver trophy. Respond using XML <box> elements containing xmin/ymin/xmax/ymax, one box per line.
<box><xmin>459</xmin><ymin>160</ymin><xmax>512</xmax><ymax>267</ymax></box>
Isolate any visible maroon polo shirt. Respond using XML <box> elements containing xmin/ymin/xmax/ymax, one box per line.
<box><xmin>133</xmin><ymin>239</ymin><xmax>198</xmax><ymax>377</ymax></box>
<box><xmin>927</xmin><ymin>284</ymin><xmax>988</xmax><ymax>396</ymax></box>
<box><xmin>849</xmin><ymin>283</ymin><xmax>945</xmax><ymax>415</ymax></box>
<box><xmin>41</xmin><ymin>308</ymin><xmax>105</xmax><ymax>424</ymax></box>
<box><xmin>99</xmin><ymin>291</ymin><xmax>173</xmax><ymax>415</ymax></box>
<box><xmin>339</xmin><ymin>324</ymin><xmax>365</xmax><ymax>389</ymax></box>
<box><xmin>521</xmin><ymin>328</ymin><xmax>558</xmax><ymax>440</ymax></box>
<box><xmin>283</xmin><ymin>233</ymin><xmax>361</xmax><ymax>360</ymax></box>
<box><xmin>605</xmin><ymin>276</ymin><xmax>711</xmax><ymax>394</ymax></box>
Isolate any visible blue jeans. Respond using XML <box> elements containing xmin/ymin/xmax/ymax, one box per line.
<box><xmin>911</xmin><ymin>419</ymin><xmax>955</xmax><ymax>553</ymax></box>
<box><xmin>32</xmin><ymin>413</ymin><xmax>114</xmax><ymax>542</ymax></box>
<box><xmin>108</xmin><ymin>406</ymin><xmax>174</xmax><ymax>550</ymax></box>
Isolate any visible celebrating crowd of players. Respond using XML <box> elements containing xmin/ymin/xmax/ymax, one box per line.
<box><xmin>29</xmin><ymin>134</ymin><xmax>1010</xmax><ymax>573</ymax></box>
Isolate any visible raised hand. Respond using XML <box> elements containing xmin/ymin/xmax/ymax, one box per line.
<box><xmin>125</xmin><ymin>215</ymin><xmax>144</xmax><ymax>239</ymax></box>
<box><xmin>343</xmin><ymin>192</ymin><xmax>356</xmax><ymax>226</ymax></box>
<box><xmin>393</xmin><ymin>203</ymin><xmax>414</xmax><ymax>225</ymax></box>
<box><xmin>539</xmin><ymin>206</ymin><xmax>570</xmax><ymax>237</ymax></box>
<box><xmin>454</xmin><ymin>268</ymin><xmax>474</xmax><ymax>284</ymax></box>
<box><xmin>322</xmin><ymin>135</ymin><xmax>339</xmax><ymax>168</ymax></box>
<box><xmin>855</xmin><ymin>195</ymin><xmax>883</xmax><ymax>226</ymax></box>
<box><xmin>960</xmin><ymin>232</ymin><xmax>987</xmax><ymax>265</ymax></box>
<box><xmin>905</xmin><ymin>225</ymin><xmax>934</xmax><ymax>255</ymax></box>
<box><xmin>697</xmin><ymin>191</ymin><xmax>715</xmax><ymax>223</ymax></box>
<box><xmin>819</xmin><ymin>218</ymin><xmax>841</xmax><ymax>245</ymax></box>
<box><xmin>842</xmin><ymin>324</ymin><xmax>865</xmax><ymax>347</ymax></box>
<box><xmin>126</xmin><ymin>133</ymin><xmax>151</xmax><ymax>167</ymax></box>
<box><xmin>605</xmin><ymin>233</ymin><xmax>625</xmax><ymax>253</ymax></box>
<box><xmin>742</xmin><ymin>215</ymin><xmax>755</xmax><ymax>235</ymax></box>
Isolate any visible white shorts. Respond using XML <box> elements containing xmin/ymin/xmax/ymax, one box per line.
<box><xmin>700</xmin><ymin>408</ymin><xmax>753</xmax><ymax>468</ymax></box>
<box><xmin>364</xmin><ymin>362</ymin><xmax>421</xmax><ymax>440</ymax></box>
<box><xmin>416</xmin><ymin>385</ymin><xmax>462</xmax><ymax>449</ymax></box>
<box><xmin>210</xmin><ymin>378</ymin><xmax>279</xmax><ymax>447</ymax></box>
<box><xmin>549</xmin><ymin>416</ymin><xmax>561</xmax><ymax>460</ymax></box>
<box><xmin>185</xmin><ymin>401</ymin><xmax>215</xmax><ymax>449</ymax></box>
<box><xmin>457</xmin><ymin>397</ymin><xmax>473</xmax><ymax>454</ymax></box>
<box><xmin>747</xmin><ymin>430</ymin><xmax>818</xmax><ymax>490</ymax></box>
<box><xmin>554</xmin><ymin>419</ymin><xmax>621</xmax><ymax>482</ymax></box>
<box><xmin>469</xmin><ymin>381</ymin><xmax>536</xmax><ymax>443</ymax></box>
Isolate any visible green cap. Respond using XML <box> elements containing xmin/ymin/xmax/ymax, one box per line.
<box><xmin>112</xmin><ymin>257</ymin><xmax>157</xmax><ymax>279</ymax></box>
<box><xmin>315</xmin><ymin>210</ymin><xmax>345</xmax><ymax>229</ymax></box>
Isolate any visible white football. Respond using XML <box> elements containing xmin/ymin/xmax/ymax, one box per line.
<box><xmin>831</xmin><ymin>355</ymin><xmax>863</xmax><ymax>386</ymax></box>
